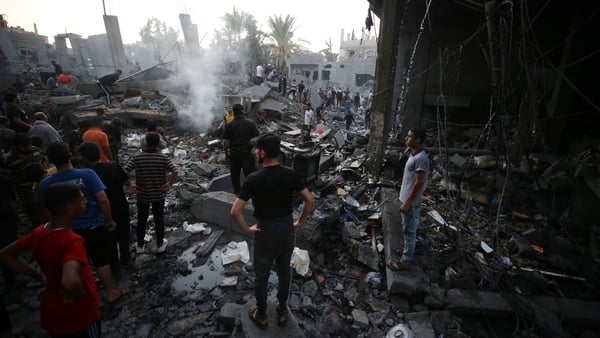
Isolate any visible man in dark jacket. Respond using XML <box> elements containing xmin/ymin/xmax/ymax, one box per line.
<box><xmin>96</xmin><ymin>70</ymin><xmax>122</xmax><ymax>105</ymax></box>
<box><xmin>222</xmin><ymin>104</ymin><xmax>259</xmax><ymax>195</ymax></box>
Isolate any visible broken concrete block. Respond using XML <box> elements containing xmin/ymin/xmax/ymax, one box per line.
<box><xmin>191</xmin><ymin>191</ymin><xmax>255</xmax><ymax>235</ymax></box>
<box><xmin>449</xmin><ymin>153</ymin><xmax>467</xmax><ymax>168</ymax></box>
<box><xmin>195</xmin><ymin>161</ymin><xmax>217</xmax><ymax>177</ymax></box>
<box><xmin>348</xmin><ymin>239</ymin><xmax>379</xmax><ymax>270</ymax></box>
<box><xmin>342</xmin><ymin>221</ymin><xmax>364</xmax><ymax>241</ymax></box>
<box><xmin>165</xmin><ymin>313</ymin><xmax>209</xmax><ymax>336</ymax></box>
<box><xmin>351</xmin><ymin>309</ymin><xmax>370</xmax><ymax>328</ymax></box>
<box><xmin>217</xmin><ymin>303</ymin><xmax>243</xmax><ymax>327</ymax></box>
<box><xmin>367</xmin><ymin>310</ymin><xmax>387</xmax><ymax>326</ymax></box>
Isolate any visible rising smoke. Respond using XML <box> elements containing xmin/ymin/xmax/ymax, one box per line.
<box><xmin>165</xmin><ymin>47</ymin><xmax>224</xmax><ymax>131</ymax></box>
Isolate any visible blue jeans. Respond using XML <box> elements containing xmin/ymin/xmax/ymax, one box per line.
<box><xmin>401</xmin><ymin>203</ymin><xmax>422</xmax><ymax>263</ymax></box>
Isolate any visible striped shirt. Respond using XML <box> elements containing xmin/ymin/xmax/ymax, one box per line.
<box><xmin>124</xmin><ymin>150</ymin><xmax>177</xmax><ymax>203</ymax></box>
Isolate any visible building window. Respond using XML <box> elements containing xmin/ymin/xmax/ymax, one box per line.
<box><xmin>322</xmin><ymin>70</ymin><xmax>330</xmax><ymax>80</ymax></box>
<box><xmin>313</xmin><ymin>71</ymin><xmax>318</xmax><ymax>81</ymax></box>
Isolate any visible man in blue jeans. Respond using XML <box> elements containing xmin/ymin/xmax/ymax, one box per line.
<box><xmin>388</xmin><ymin>128</ymin><xmax>429</xmax><ymax>271</ymax></box>
<box><xmin>230</xmin><ymin>132</ymin><xmax>313</xmax><ymax>329</ymax></box>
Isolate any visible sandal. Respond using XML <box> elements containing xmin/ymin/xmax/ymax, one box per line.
<box><xmin>387</xmin><ymin>261</ymin><xmax>409</xmax><ymax>271</ymax></box>
<box><xmin>248</xmin><ymin>304</ymin><xmax>268</xmax><ymax>329</ymax></box>
<box><xmin>276</xmin><ymin>304</ymin><xmax>288</xmax><ymax>327</ymax></box>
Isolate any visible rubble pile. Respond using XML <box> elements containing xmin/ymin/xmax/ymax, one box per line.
<box><xmin>3</xmin><ymin>82</ymin><xmax>600</xmax><ymax>338</ymax></box>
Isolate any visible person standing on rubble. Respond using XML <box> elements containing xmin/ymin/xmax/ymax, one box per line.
<box><xmin>79</xmin><ymin>141</ymin><xmax>131</xmax><ymax>268</ymax></box>
<box><xmin>96</xmin><ymin>69</ymin><xmax>122</xmax><ymax>106</ymax></box>
<box><xmin>124</xmin><ymin>132</ymin><xmax>178</xmax><ymax>255</ymax></box>
<box><xmin>230</xmin><ymin>132</ymin><xmax>313</xmax><ymax>329</ymax></box>
<box><xmin>103</xmin><ymin>117</ymin><xmax>122</xmax><ymax>164</ymax></box>
<box><xmin>83</xmin><ymin>117</ymin><xmax>112</xmax><ymax>162</ymax></box>
<box><xmin>4</xmin><ymin>93</ymin><xmax>31</xmax><ymax>134</ymax></box>
<box><xmin>0</xmin><ymin>182</ymin><xmax>101</xmax><ymax>337</ymax></box>
<box><xmin>255</xmin><ymin>64</ymin><xmax>265</xmax><ymax>85</ymax></box>
<box><xmin>297</xmin><ymin>81</ymin><xmax>305</xmax><ymax>103</ymax></box>
<box><xmin>39</xmin><ymin>143</ymin><xmax>127</xmax><ymax>304</ymax></box>
<box><xmin>51</xmin><ymin>60</ymin><xmax>62</xmax><ymax>76</ymax></box>
<box><xmin>388</xmin><ymin>128</ymin><xmax>429</xmax><ymax>271</ymax></box>
<box><xmin>222</xmin><ymin>104</ymin><xmax>259</xmax><ymax>195</ymax></box>
<box><xmin>303</xmin><ymin>103</ymin><xmax>314</xmax><ymax>141</ymax></box>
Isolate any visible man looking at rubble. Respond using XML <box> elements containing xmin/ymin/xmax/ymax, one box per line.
<box><xmin>96</xmin><ymin>69</ymin><xmax>122</xmax><ymax>106</ymax></box>
<box><xmin>124</xmin><ymin>133</ymin><xmax>178</xmax><ymax>254</ymax></box>
<box><xmin>4</xmin><ymin>93</ymin><xmax>31</xmax><ymax>134</ymax></box>
<box><xmin>303</xmin><ymin>103</ymin><xmax>314</xmax><ymax>141</ymax></box>
<box><xmin>230</xmin><ymin>132</ymin><xmax>313</xmax><ymax>329</ymax></box>
<box><xmin>39</xmin><ymin>143</ymin><xmax>127</xmax><ymax>304</ymax></box>
<box><xmin>51</xmin><ymin>60</ymin><xmax>62</xmax><ymax>75</ymax></box>
<box><xmin>222</xmin><ymin>104</ymin><xmax>259</xmax><ymax>195</ymax></box>
<box><xmin>83</xmin><ymin>117</ymin><xmax>112</xmax><ymax>162</ymax></box>
<box><xmin>388</xmin><ymin>128</ymin><xmax>429</xmax><ymax>271</ymax></box>
<box><xmin>28</xmin><ymin>112</ymin><xmax>62</xmax><ymax>152</ymax></box>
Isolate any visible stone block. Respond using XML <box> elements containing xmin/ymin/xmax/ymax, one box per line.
<box><xmin>348</xmin><ymin>239</ymin><xmax>379</xmax><ymax>270</ymax></box>
<box><xmin>351</xmin><ymin>309</ymin><xmax>370</xmax><ymax>328</ymax></box>
<box><xmin>217</xmin><ymin>303</ymin><xmax>243</xmax><ymax>327</ymax></box>
<box><xmin>446</xmin><ymin>289</ymin><xmax>513</xmax><ymax>316</ymax></box>
<box><xmin>191</xmin><ymin>191</ymin><xmax>256</xmax><ymax>235</ymax></box>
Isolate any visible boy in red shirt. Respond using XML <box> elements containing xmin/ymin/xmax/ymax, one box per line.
<box><xmin>0</xmin><ymin>183</ymin><xmax>101</xmax><ymax>337</ymax></box>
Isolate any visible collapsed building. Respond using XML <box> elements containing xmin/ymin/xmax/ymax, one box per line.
<box><xmin>1</xmin><ymin>1</ymin><xmax>600</xmax><ymax>337</ymax></box>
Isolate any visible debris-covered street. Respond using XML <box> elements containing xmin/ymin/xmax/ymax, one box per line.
<box><xmin>1</xmin><ymin>1</ymin><xmax>599</xmax><ymax>337</ymax></box>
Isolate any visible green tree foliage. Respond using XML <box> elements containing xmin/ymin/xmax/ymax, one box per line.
<box><xmin>139</xmin><ymin>17</ymin><xmax>180</xmax><ymax>62</ymax></box>
<box><xmin>266</xmin><ymin>14</ymin><xmax>307</xmax><ymax>71</ymax></box>
<box><xmin>320</xmin><ymin>38</ymin><xmax>339</xmax><ymax>62</ymax></box>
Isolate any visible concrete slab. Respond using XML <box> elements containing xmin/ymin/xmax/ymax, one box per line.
<box><xmin>191</xmin><ymin>191</ymin><xmax>256</xmax><ymax>236</ymax></box>
<box><xmin>240</xmin><ymin>300</ymin><xmax>305</xmax><ymax>338</ymax></box>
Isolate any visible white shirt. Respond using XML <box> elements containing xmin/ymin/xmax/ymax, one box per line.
<box><xmin>304</xmin><ymin>109</ymin><xmax>314</xmax><ymax>126</ymax></box>
<box><xmin>256</xmin><ymin>65</ymin><xmax>264</xmax><ymax>77</ymax></box>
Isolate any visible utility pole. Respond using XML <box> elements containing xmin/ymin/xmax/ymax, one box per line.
<box><xmin>366</xmin><ymin>0</ymin><xmax>402</xmax><ymax>177</ymax></box>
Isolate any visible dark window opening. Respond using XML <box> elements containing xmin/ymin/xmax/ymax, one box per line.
<box><xmin>355</xmin><ymin>74</ymin><xmax>375</xmax><ymax>86</ymax></box>
<box><xmin>321</xmin><ymin>70</ymin><xmax>330</xmax><ymax>80</ymax></box>
<box><xmin>313</xmin><ymin>71</ymin><xmax>318</xmax><ymax>81</ymax></box>
<box><xmin>324</xmin><ymin>64</ymin><xmax>332</xmax><ymax>69</ymax></box>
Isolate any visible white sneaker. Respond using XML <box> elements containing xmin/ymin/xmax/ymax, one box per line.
<box><xmin>136</xmin><ymin>245</ymin><xmax>148</xmax><ymax>254</ymax></box>
<box><xmin>155</xmin><ymin>239</ymin><xmax>168</xmax><ymax>254</ymax></box>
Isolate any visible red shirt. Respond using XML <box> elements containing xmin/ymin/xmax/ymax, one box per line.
<box><xmin>83</xmin><ymin>127</ymin><xmax>111</xmax><ymax>162</ymax></box>
<box><xmin>16</xmin><ymin>225</ymin><xmax>99</xmax><ymax>335</ymax></box>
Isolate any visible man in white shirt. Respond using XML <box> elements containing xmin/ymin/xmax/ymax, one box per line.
<box><xmin>255</xmin><ymin>64</ymin><xmax>264</xmax><ymax>85</ymax></box>
<box><xmin>303</xmin><ymin>103</ymin><xmax>314</xmax><ymax>141</ymax></box>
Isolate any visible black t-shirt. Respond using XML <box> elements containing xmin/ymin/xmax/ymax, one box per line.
<box><xmin>222</xmin><ymin>117</ymin><xmax>259</xmax><ymax>152</ymax></box>
<box><xmin>90</xmin><ymin>162</ymin><xmax>129</xmax><ymax>211</ymax></box>
<box><xmin>67</xmin><ymin>130</ymin><xmax>83</xmax><ymax>153</ymax></box>
<box><xmin>239</xmin><ymin>165</ymin><xmax>305</xmax><ymax>220</ymax></box>
<box><xmin>6</xmin><ymin>105</ymin><xmax>30</xmax><ymax>133</ymax></box>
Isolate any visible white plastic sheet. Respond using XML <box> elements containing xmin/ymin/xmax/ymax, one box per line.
<box><xmin>290</xmin><ymin>247</ymin><xmax>310</xmax><ymax>276</ymax></box>
<box><xmin>221</xmin><ymin>241</ymin><xmax>250</xmax><ymax>265</ymax></box>
<box><xmin>182</xmin><ymin>221</ymin><xmax>211</xmax><ymax>235</ymax></box>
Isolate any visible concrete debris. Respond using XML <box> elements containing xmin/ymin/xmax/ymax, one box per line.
<box><xmin>3</xmin><ymin>51</ymin><xmax>599</xmax><ymax>338</ymax></box>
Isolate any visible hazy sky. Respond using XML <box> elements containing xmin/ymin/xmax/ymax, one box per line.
<box><xmin>2</xmin><ymin>0</ymin><xmax>377</xmax><ymax>52</ymax></box>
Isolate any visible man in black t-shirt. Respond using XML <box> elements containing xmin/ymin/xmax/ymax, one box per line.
<box><xmin>4</xmin><ymin>93</ymin><xmax>31</xmax><ymax>134</ymax></box>
<box><xmin>79</xmin><ymin>141</ymin><xmax>131</xmax><ymax>268</ymax></box>
<box><xmin>231</xmin><ymin>132</ymin><xmax>313</xmax><ymax>329</ymax></box>
<box><xmin>222</xmin><ymin>104</ymin><xmax>259</xmax><ymax>195</ymax></box>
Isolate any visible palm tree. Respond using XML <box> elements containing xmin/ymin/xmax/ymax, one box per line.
<box><xmin>219</xmin><ymin>7</ymin><xmax>254</xmax><ymax>48</ymax></box>
<box><xmin>266</xmin><ymin>14</ymin><xmax>306</xmax><ymax>71</ymax></box>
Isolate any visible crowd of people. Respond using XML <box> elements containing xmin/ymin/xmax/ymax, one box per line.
<box><xmin>0</xmin><ymin>79</ymin><xmax>430</xmax><ymax>335</ymax></box>
<box><xmin>0</xmin><ymin>91</ymin><xmax>180</xmax><ymax>336</ymax></box>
